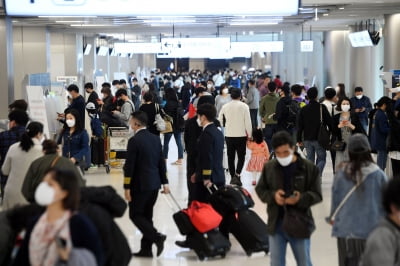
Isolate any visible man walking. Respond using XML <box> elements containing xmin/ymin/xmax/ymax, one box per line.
<box><xmin>219</xmin><ymin>88</ymin><xmax>252</xmax><ymax>186</ymax></box>
<box><xmin>259</xmin><ymin>82</ymin><xmax>280</xmax><ymax>151</ymax></box>
<box><xmin>123</xmin><ymin>111</ymin><xmax>170</xmax><ymax>257</ymax></box>
<box><xmin>256</xmin><ymin>131</ymin><xmax>322</xmax><ymax>266</ymax></box>
<box><xmin>246</xmin><ymin>79</ymin><xmax>260</xmax><ymax>129</ymax></box>
<box><xmin>297</xmin><ymin>87</ymin><xmax>332</xmax><ymax>176</ymax></box>
<box><xmin>350</xmin><ymin>86</ymin><xmax>372</xmax><ymax>133</ymax></box>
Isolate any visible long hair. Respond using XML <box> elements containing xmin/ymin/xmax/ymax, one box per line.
<box><xmin>345</xmin><ymin>151</ymin><xmax>374</xmax><ymax>183</ymax></box>
<box><xmin>65</xmin><ymin>109</ymin><xmax>84</xmax><ymax>132</ymax></box>
<box><xmin>20</xmin><ymin>121</ymin><xmax>43</xmax><ymax>152</ymax></box>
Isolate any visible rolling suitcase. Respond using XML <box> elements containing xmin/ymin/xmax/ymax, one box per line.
<box><xmin>166</xmin><ymin>193</ymin><xmax>230</xmax><ymax>261</ymax></box>
<box><xmin>229</xmin><ymin>209</ymin><xmax>269</xmax><ymax>256</ymax></box>
<box><xmin>90</xmin><ymin>137</ymin><xmax>105</xmax><ymax>165</ymax></box>
<box><xmin>210</xmin><ymin>185</ymin><xmax>254</xmax><ymax>216</ymax></box>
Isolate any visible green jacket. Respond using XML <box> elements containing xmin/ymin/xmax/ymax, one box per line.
<box><xmin>259</xmin><ymin>93</ymin><xmax>280</xmax><ymax>125</ymax></box>
<box><xmin>22</xmin><ymin>153</ymin><xmax>85</xmax><ymax>203</ymax></box>
<box><xmin>255</xmin><ymin>154</ymin><xmax>322</xmax><ymax>235</ymax></box>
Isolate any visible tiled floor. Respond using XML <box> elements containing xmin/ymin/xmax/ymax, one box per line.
<box><xmin>84</xmin><ymin>140</ymin><xmax>339</xmax><ymax>266</ymax></box>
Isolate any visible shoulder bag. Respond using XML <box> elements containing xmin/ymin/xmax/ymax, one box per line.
<box><xmin>318</xmin><ymin>104</ymin><xmax>331</xmax><ymax>150</ymax></box>
<box><xmin>282</xmin><ymin>206</ymin><xmax>316</xmax><ymax>238</ymax></box>
<box><xmin>160</xmin><ymin>108</ymin><xmax>173</xmax><ymax>134</ymax></box>
<box><xmin>154</xmin><ymin>104</ymin><xmax>166</xmax><ymax>131</ymax></box>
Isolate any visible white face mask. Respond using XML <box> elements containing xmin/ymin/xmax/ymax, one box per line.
<box><xmin>222</xmin><ymin>88</ymin><xmax>229</xmax><ymax>94</ymax></box>
<box><xmin>207</xmin><ymin>84</ymin><xmax>213</xmax><ymax>89</ymax></box>
<box><xmin>34</xmin><ymin>182</ymin><xmax>55</xmax><ymax>206</ymax></box>
<box><xmin>276</xmin><ymin>153</ymin><xmax>294</xmax><ymax>167</ymax></box>
<box><xmin>66</xmin><ymin>119</ymin><xmax>75</xmax><ymax>128</ymax></box>
<box><xmin>341</xmin><ymin>105</ymin><xmax>351</xmax><ymax>112</ymax></box>
<box><xmin>196</xmin><ymin>117</ymin><xmax>202</xmax><ymax>127</ymax></box>
<box><xmin>356</xmin><ymin>95</ymin><xmax>363</xmax><ymax>100</ymax></box>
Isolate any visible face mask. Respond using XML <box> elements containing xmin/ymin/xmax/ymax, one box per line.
<box><xmin>222</xmin><ymin>88</ymin><xmax>229</xmax><ymax>94</ymax></box>
<box><xmin>207</xmin><ymin>84</ymin><xmax>213</xmax><ymax>89</ymax></box>
<box><xmin>356</xmin><ymin>95</ymin><xmax>363</xmax><ymax>100</ymax></box>
<box><xmin>196</xmin><ymin>117</ymin><xmax>202</xmax><ymax>127</ymax></box>
<box><xmin>335</xmin><ymin>87</ymin><xmax>340</xmax><ymax>93</ymax></box>
<box><xmin>34</xmin><ymin>182</ymin><xmax>55</xmax><ymax>206</ymax></box>
<box><xmin>276</xmin><ymin>153</ymin><xmax>293</xmax><ymax>167</ymax></box>
<box><xmin>66</xmin><ymin>119</ymin><xmax>75</xmax><ymax>128</ymax></box>
<box><xmin>341</xmin><ymin>105</ymin><xmax>350</xmax><ymax>112</ymax></box>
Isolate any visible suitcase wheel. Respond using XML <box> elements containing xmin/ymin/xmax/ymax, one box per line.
<box><xmin>246</xmin><ymin>251</ymin><xmax>252</xmax><ymax>257</ymax></box>
<box><xmin>105</xmin><ymin>165</ymin><xmax>110</xmax><ymax>174</ymax></box>
<box><xmin>221</xmin><ymin>252</ymin><xmax>226</xmax><ymax>258</ymax></box>
<box><xmin>264</xmin><ymin>248</ymin><xmax>269</xmax><ymax>255</ymax></box>
<box><xmin>197</xmin><ymin>253</ymin><xmax>205</xmax><ymax>261</ymax></box>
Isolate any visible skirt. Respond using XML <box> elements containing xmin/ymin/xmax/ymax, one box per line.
<box><xmin>246</xmin><ymin>155</ymin><xmax>266</xmax><ymax>172</ymax></box>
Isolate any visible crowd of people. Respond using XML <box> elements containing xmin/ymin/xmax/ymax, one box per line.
<box><xmin>0</xmin><ymin>66</ymin><xmax>400</xmax><ymax>266</ymax></box>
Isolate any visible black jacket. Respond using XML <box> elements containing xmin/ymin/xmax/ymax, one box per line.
<box><xmin>87</xmin><ymin>91</ymin><xmax>100</xmax><ymax>110</ymax></box>
<box><xmin>332</xmin><ymin>112</ymin><xmax>365</xmax><ymax>141</ymax></box>
<box><xmin>196</xmin><ymin>123</ymin><xmax>225</xmax><ymax>186</ymax></box>
<box><xmin>123</xmin><ymin>129</ymin><xmax>168</xmax><ymax>192</ymax></box>
<box><xmin>297</xmin><ymin>100</ymin><xmax>332</xmax><ymax>142</ymax></box>
<box><xmin>274</xmin><ymin>96</ymin><xmax>293</xmax><ymax>131</ymax></box>
<box><xmin>164</xmin><ymin>99</ymin><xmax>180</xmax><ymax>131</ymax></box>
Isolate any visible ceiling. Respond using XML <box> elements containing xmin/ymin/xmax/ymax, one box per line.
<box><xmin>3</xmin><ymin>0</ymin><xmax>400</xmax><ymax>41</ymax></box>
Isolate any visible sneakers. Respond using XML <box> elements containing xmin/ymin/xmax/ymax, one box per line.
<box><xmin>230</xmin><ymin>174</ymin><xmax>242</xmax><ymax>186</ymax></box>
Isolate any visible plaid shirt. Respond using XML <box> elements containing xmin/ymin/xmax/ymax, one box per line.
<box><xmin>0</xmin><ymin>125</ymin><xmax>26</xmax><ymax>167</ymax></box>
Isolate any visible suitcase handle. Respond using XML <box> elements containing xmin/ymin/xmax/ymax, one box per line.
<box><xmin>163</xmin><ymin>192</ymin><xmax>183</xmax><ymax>211</ymax></box>
<box><xmin>206</xmin><ymin>184</ymin><xmax>218</xmax><ymax>195</ymax></box>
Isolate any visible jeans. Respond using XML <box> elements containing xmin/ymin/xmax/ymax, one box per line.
<box><xmin>359</xmin><ymin>119</ymin><xmax>368</xmax><ymax>135</ymax></box>
<box><xmin>163</xmin><ymin>130</ymin><xmax>184</xmax><ymax>159</ymax></box>
<box><xmin>225</xmin><ymin>137</ymin><xmax>247</xmax><ymax>177</ymax></box>
<box><xmin>264</xmin><ymin>124</ymin><xmax>278</xmax><ymax>152</ymax></box>
<box><xmin>269</xmin><ymin>220</ymin><xmax>313</xmax><ymax>266</ymax></box>
<box><xmin>304</xmin><ymin>140</ymin><xmax>326</xmax><ymax>176</ymax></box>
<box><xmin>250</xmin><ymin>109</ymin><xmax>258</xmax><ymax>129</ymax></box>
<box><xmin>377</xmin><ymin>150</ymin><xmax>387</xmax><ymax>170</ymax></box>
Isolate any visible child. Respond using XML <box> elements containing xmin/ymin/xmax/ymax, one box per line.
<box><xmin>246</xmin><ymin>129</ymin><xmax>270</xmax><ymax>185</ymax></box>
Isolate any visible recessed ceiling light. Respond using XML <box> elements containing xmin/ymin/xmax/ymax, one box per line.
<box><xmin>339</xmin><ymin>6</ymin><xmax>345</xmax><ymax>10</ymax></box>
<box><xmin>323</xmin><ymin>13</ymin><xmax>329</xmax><ymax>16</ymax></box>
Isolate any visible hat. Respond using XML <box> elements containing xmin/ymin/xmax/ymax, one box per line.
<box><xmin>86</xmin><ymin>102</ymin><xmax>96</xmax><ymax>110</ymax></box>
<box><xmin>347</xmin><ymin>133</ymin><xmax>371</xmax><ymax>153</ymax></box>
<box><xmin>389</xmin><ymin>87</ymin><xmax>400</xmax><ymax>93</ymax></box>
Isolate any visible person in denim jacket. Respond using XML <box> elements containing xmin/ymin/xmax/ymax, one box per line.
<box><xmin>329</xmin><ymin>134</ymin><xmax>387</xmax><ymax>266</ymax></box>
<box><xmin>62</xmin><ymin>109</ymin><xmax>89</xmax><ymax>170</ymax></box>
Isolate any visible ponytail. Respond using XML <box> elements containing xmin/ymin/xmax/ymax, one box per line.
<box><xmin>20</xmin><ymin>122</ymin><xmax>43</xmax><ymax>152</ymax></box>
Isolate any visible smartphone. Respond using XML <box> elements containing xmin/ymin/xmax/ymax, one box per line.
<box><xmin>55</xmin><ymin>237</ymin><xmax>67</xmax><ymax>249</ymax></box>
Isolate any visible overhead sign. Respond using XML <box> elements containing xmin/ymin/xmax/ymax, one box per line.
<box><xmin>348</xmin><ymin>30</ymin><xmax>373</xmax><ymax>47</ymax></box>
<box><xmin>5</xmin><ymin>0</ymin><xmax>298</xmax><ymax>16</ymax></box>
<box><xmin>114</xmin><ymin>42</ymin><xmax>162</xmax><ymax>54</ymax></box>
<box><xmin>300</xmin><ymin>41</ymin><xmax>314</xmax><ymax>52</ymax></box>
<box><xmin>158</xmin><ymin>38</ymin><xmax>231</xmax><ymax>58</ymax></box>
<box><xmin>56</xmin><ymin>76</ymin><xmax>78</xmax><ymax>82</ymax></box>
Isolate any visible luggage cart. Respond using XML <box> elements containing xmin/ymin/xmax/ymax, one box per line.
<box><xmin>105</xmin><ymin>127</ymin><xmax>130</xmax><ymax>173</ymax></box>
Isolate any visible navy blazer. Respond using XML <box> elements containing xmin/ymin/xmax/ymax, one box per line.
<box><xmin>123</xmin><ymin>129</ymin><xmax>168</xmax><ymax>192</ymax></box>
<box><xmin>196</xmin><ymin>123</ymin><xmax>225</xmax><ymax>186</ymax></box>
<box><xmin>371</xmin><ymin>109</ymin><xmax>390</xmax><ymax>151</ymax></box>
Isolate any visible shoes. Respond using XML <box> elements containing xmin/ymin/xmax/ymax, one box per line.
<box><xmin>175</xmin><ymin>240</ymin><xmax>189</xmax><ymax>248</ymax></box>
<box><xmin>230</xmin><ymin>174</ymin><xmax>242</xmax><ymax>186</ymax></box>
<box><xmin>252</xmin><ymin>180</ymin><xmax>256</xmax><ymax>186</ymax></box>
<box><xmin>171</xmin><ymin>160</ymin><xmax>182</xmax><ymax>165</ymax></box>
<box><xmin>132</xmin><ymin>250</ymin><xmax>153</xmax><ymax>258</ymax></box>
<box><xmin>155</xmin><ymin>234</ymin><xmax>167</xmax><ymax>256</ymax></box>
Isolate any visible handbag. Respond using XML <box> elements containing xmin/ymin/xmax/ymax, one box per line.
<box><xmin>282</xmin><ymin>206</ymin><xmax>315</xmax><ymax>238</ymax></box>
<box><xmin>160</xmin><ymin>109</ymin><xmax>173</xmax><ymax>134</ymax></box>
<box><xmin>182</xmin><ymin>200</ymin><xmax>222</xmax><ymax>233</ymax></box>
<box><xmin>154</xmin><ymin>104</ymin><xmax>166</xmax><ymax>131</ymax></box>
<box><xmin>331</xmin><ymin>140</ymin><xmax>346</xmax><ymax>151</ymax></box>
<box><xmin>318</xmin><ymin>105</ymin><xmax>331</xmax><ymax>150</ymax></box>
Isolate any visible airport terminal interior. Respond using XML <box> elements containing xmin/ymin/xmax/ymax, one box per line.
<box><xmin>1</xmin><ymin>0</ymin><xmax>400</xmax><ymax>265</ymax></box>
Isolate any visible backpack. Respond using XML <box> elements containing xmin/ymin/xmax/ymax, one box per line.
<box><xmin>90</xmin><ymin>114</ymin><xmax>103</xmax><ymax>138</ymax></box>
<box><xmin>285</xmin><ymin>100</ymin><xmax>301</xmax><ymax>129</ymax></box>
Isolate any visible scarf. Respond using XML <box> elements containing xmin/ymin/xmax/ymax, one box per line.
<box><xmin>29</xmin><ymin>210</ymin><xmax>72</xmax><ymax>266</ymax></box>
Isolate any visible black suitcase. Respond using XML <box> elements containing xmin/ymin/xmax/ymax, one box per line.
<box><xmin>230</xmin><ymin>209</ymin><xmax>269</xmax><ymax>256</ymax></box>
<box><xmin>186</xmin><ymin>228</ymin><xmax>231</xmax><ymax>261</ymax></box>
<box><xmin>210</xmin><ymin>185</ymin><xmax>254</xmax><ymax>216</ymax></box>
<box><xmin>173</xmin><ymin>210</ymin><xmax>195</xmax><ymax>235</ymax></box>
<box><xmin>90</xmin><ymin>137</ymin><xmax>105</xmax><ymax>165</ymax></box>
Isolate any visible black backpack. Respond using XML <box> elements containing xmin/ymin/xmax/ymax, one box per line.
<box><xmin>285</xmin><ymin>100</ymin><xmax>301</xmax><ymax>129</ymax></box>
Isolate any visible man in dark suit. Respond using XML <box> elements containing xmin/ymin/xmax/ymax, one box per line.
<box><xmin>123</xmin><ymin>111</ymin><xmax>170</xmax><ymax>257</ymax></box>
<box><xmin>191</xmin><ymin>103</ymin><xmax>225</xmax><ymax>202</ymax></box>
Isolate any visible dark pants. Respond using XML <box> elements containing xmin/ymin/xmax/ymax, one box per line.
<box><xmin>186</xmin><ymin>153</ymin><xmax>197</xmax><ymax>206</ymax></box>
<box><xmin>264</xmin><ymin>124</ymin><xmax>278</xmax><ymax>152</ymax></box>
<box><xmin>0</xmin><ymin>175</ymin><xmax>7</xmax><ymax>199</ymax></box>
<box><xmin>249</xmin><ymin>109</ymin><xmax>258</xmax><ymax>129</ymax></box>
<box><xmin>392</xmin><ymin>159</ymin><xmax>400</xmax><ymax>179</ymax></box>
<box><xmin>337</xmin><ymin>238</ymin><xmax>366</xmax><ymax>266</ymax></box>
<box><xmin>129</xmin><ymin>190</ymin><xmax>159</xmax><ymax>251</ymax></box>
<box><xmin>225</xmin><ymin>137</ymin><xmax>247</xmax><ymax>177</ymax></box>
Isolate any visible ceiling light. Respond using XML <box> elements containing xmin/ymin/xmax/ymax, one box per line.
<box><xmin>70</xmin><ymin>24</ymin><xmax>111</xmax><ymax>27</ymax></box>
<box><xmin>56</xmin><ymin>21</ymin><xmax>85</xmax><ymax>23</ymax></box>
<box><xmin>230</xmin><ymin>22</ymin><xmax>279</xmax><ymax>26</ymax></box>
<box><xmin>144</xmin><ymin>19</ymin><xmax>196</xmax><ymax>24</ymax></box>
<box><xmin>39</xmin><ymin>16</ymin><xmax>97</xmax><ymax>18</ymax></box>
<box><xmin>323</xmin><ymin>13</ymin><xmax>329</xmax><ymax>16</ymax></box>
<box><xmin>339</xmin><ymin>6</ymin><xmax>345</xmax><ymax>10</ymax></box>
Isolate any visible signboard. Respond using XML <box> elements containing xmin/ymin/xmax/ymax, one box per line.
<box><xmin>300</xmin><ymin>41</ymin><xmax>314</xmax><ymax>52</ymax></box>
<box><xmin>5</xmin><ymin>0</ymin><xmax>298</xmax><ymax>16</ymax></box>
<box><xmin>56</xmin><ymin>76</ymin><xmax>78</xmax><ymax>82</ymax></box>
<box><xmin>26</xmin><ymin>86</ymin><xmax>50</xmax><ymax>138</ymax></box>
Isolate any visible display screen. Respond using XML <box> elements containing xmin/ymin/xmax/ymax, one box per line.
<box><xmin>5</xmin><ymin>0</ymin><xmax>298</xmax><ymax>16</ymax></box>
<box><xmin>348</xmin><ymin>30</ymin><xmax>373</xmax><ymax>47</ymax></box>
